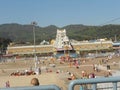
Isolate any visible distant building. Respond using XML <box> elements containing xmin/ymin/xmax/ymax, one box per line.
<box><xmin>40</xmin><ymin>40</ymin><xmax>49</xmax><ymax>45</ymax></box>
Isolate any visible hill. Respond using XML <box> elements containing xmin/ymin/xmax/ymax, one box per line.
<box><xmin>0</xmin><ymin>23</ymin><xmax>120</xmax><ymax>44</ymax></box>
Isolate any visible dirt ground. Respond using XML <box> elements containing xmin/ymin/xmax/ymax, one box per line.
<box><xmin>0</xmin><ymin>55</ymin><xmax>120</xmax><ymax>89</ymax></box>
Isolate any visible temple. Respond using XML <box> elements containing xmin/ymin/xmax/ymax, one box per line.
<box><xmin>6</xmin><ymin>29</ymin><xmax>115</xmax><ymax>58</ymax></box>
<box><xmin>53</xmin><ymin>29</ymin><xmax>76</xmax><ymax>58</ymax></box>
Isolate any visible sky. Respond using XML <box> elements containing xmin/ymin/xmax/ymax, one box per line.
<box><xmin>0</xmin><ymin>0</ymin><xmax>120</xmax><ymax>27</ymax></box>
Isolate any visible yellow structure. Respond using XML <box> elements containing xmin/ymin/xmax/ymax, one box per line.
<box><xmin>6</xmin><ymin>41</ymin><xmax>113</xmax><ymax>56</ymax></box>
<box><xmin>6</xmin><ymin>45</ymin><xmax>54</xmax><ymax>55</ymax></box>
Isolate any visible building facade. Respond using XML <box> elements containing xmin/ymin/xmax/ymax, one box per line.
<box><xmin>6</xmin><ymin>29</ymin><xmax>113</xmax><ymax>57</ymax></box>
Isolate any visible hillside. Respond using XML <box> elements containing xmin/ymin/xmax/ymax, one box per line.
<box><xmin>0</xmin><ymin>23</ymin><xmax>120</xmax><ymax>44</ymax></box>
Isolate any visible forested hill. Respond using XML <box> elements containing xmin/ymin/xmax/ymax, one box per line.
<box><xmin>0</xmin><ymin>23</ymin><xmax>120</xmax><ymax>44</ymax></box>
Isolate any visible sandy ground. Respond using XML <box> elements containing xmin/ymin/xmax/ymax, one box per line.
<box><xmin>0</xmin><ymin>56</ymin><xmax>120</xmax><ymax>89</ymax></box>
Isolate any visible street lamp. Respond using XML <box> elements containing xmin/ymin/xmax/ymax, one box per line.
<box><xmin>31</xmin><ymin>21</ymin><xmax>37</xmax><ymax>69</ymax></box>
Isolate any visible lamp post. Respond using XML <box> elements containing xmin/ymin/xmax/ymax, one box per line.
<box><xmin>31</xmin><ymin>21</ymin><xmax>37</xmax><ymax>69</ymax></box>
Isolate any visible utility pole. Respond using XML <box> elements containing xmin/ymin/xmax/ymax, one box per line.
<box><xmin>31</xmin><ymin>21</ymin><xmax>37</xmax><ymax>69</ymax></box>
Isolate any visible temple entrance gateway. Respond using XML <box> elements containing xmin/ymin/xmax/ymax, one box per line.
<box><xmin>53</xmin><ymin>29</ymin><xmax>77</xmax><ymax>58</ymax></box>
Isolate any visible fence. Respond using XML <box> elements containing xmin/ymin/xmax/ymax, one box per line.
<box><xmin>68</xmin><ymin>76</ymin><xmax>120</xmax><ymax>90</ymax></box>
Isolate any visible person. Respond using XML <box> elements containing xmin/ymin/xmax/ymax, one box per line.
<box><xmin>31</xmin><ymin>78</ymin><xmax>40</xmax><ymax>86</ymax></box>
<box><xmin>35</xmin><ymin>67</ymin><xmax>41</xmax><ymax>75</ymax></box>
<box><xmin>5</xmin><ymin>81</ymin><xmax>10</xmax><ymax>88</ymax></box>
<box><xmin>71</xmin><ymin>74</ymin><xmax>76</xmax><ymax>80</ymax></box>
<box><xmin>68</xmin><ymin>73</ymin><xmax>76</xmax><ymax>80</ymax></box>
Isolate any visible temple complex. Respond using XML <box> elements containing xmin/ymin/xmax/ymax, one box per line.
<box><xmin>6</xmin><ymin>29</ymin><xmax>113</xmax><ymax>58</ymax></box>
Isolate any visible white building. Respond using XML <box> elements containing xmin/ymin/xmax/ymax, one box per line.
<box><xmin>54</xmin><ymin>29</ymin><xmax>73</xmax><ymax>50</ymax></box>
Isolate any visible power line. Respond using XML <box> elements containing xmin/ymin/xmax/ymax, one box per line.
<box><xmin>100</xmin><ymin>17</ymin><xmax>120</xmax><ymax>26</ymax></box>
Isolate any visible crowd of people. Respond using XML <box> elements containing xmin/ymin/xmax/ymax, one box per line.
<box><xmin>1</xmin><ymin>53</ymin><xmax>120</xmax><ymax>89</ymax></box>
<box><xmin>10</xmin><ymin>70</ymin><xmax>36</xmax><ymax>76</ymax></box>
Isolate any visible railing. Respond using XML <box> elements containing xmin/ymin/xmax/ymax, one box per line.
<box><xmin>0</xmin><ymin>85</ymin><xmax>61</xmax><ymax>90</ymax></box>
<box><xmin>68</xmin><ymin>76</ymin><xmax>120</xmax><ymax>90</ymax></box>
